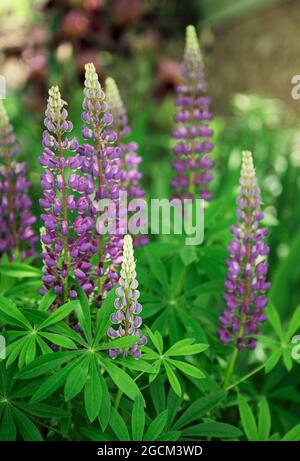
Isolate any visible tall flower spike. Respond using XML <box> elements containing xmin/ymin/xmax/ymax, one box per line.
<box><xmin>39</xmin><ymin>85</ymin><xmax>96</xmax><ymax>302</ymax></box>
<box><xmin>171</xmin><ymin>25</ymin><xmax>214</xmax><ymax>201</ymax></box>
<box><xmin>0</xmin><ymin>100</ymin><xmax>37</xmax><ymax>259</ymax></box>
<box><xmin>80</xmin><ymin>63</ymin><xmax>124</xmax><ymax>305</ymax></box>
<box><xmin>107</xmin><ymin>234</ymin><xmax>147</xmax><ymax>359</ymax></box>
<box><xmin>105</xmin><ymin>77</ymin><xmax>148</xmax><ymax>247</ymax></box>
<box><xmin>218</xmin><ymin>151</ymin><xmax>270</xmax><ymax>350</ymax></box>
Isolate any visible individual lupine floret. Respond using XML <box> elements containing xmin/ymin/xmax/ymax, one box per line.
<box><xmin>217</xmin><ymin>151</ymin><xmax>270</xmax><ymax>350</ymax></box>
<box><xmin>0</xmin><ymin>100</ymin><xmax>37</xmax><ymax>259</ymax></box>
<box><xmin>79</xmin><ymin>63</ymin><xmax>124</xmax><ymax>305</ymax></box>
<box><xmin>107</xmin><ymin>234</ymin><xmax>147</xmax><ymax>359</ymax></box>
<box><xmin>171</xmin><ymin>25</ymin><xmax>214</xmax><ymax>200</ymax></box>
<box><xmin>39</xmin><ymin>86</ymin><xmax>96</xmax><ymax>301</ymax></box>
<box><xmin>105</xmin><ymin>77</ymin><xmax>148</xmax><ymax>247</ymax></box>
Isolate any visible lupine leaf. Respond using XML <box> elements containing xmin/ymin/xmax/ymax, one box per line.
<box><xmin>131</xmin><ymin>395</ymin><xmax>145</xmax><ymax>441</ymax></box>
<box><xmin>258</xmin><ymin>398</ymin><xmax>271</xmax><ymax>441</ymax></box>
<box><xmin>164</xmin><ymin>361</ymin><xmax>181</xmax><ymax>397</ymax></box>
<box><xmin>64</xmin><ymin>356</ymin><xmax>90</xmax><ymax>401</ymax></box>
<box><xmin>238</xmin><ymin>394</ymin><xmax>259</xmax><ymax>441</ymax></box>
<box><xmin>182</xmin><ymin>421</ymin><xmax>242</xmax><ymax>438</ymax></box>
<box><xmin>84</xmin><ymin>357</ymin><xmax>102</xmax><ymax>422</ymax></box>
<box><xmin>109</xmin><ymin>408</ymin><xmax>130</xmax><ymax>441</ymax></box>
<box><xmin>0</xmin><ymin>295</ymin><xmax>31</xmax><ymax>329</ymax></box>
<box><xmin>144</xmin><ymin>410</ymin><xmax>168</xmax><ymax>441</ymax></box>
<box><xmin>282</xmin><ymin>424</ymin><xmax>300</xmax><ymax>441</ymax></box>
<box><xmin>167</xmin><ymin>358</ymin><xmax>205</xmax><ymax>379</ymax></box>
<box><xmin>11</xmin><ymin>407</ymin><xmax>42</xmax><ymax>441</ymax></box>
<box><xmin>39</xmin><ymin>290</ymin><xmax>56</xmax><ymax>311</ymax></box>
<box><xmin>102</xmin><ymin>358</ymin><xmax>144</xmax><ymax>403</ymax></box>
<box><xmin>38</xmin><ymin>301</ymin><xmax>77</xmax><ymax>329</ymax></box>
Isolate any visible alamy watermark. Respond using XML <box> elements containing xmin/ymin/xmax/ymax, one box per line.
<box><xmin>94</xmin><ymin>191</ymin><xmax>205</xmax><ymax>245</ymax></box>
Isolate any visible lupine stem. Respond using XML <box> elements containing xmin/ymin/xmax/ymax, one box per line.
<box><xmin>225</xmin><ymin>363</ymin><xmax>265</xmax><ymax>391</ymax></box>
<box><xmin>223</xmin><ymin>347</ymin><xmax>238</xmax><ymax>390</ymax></box>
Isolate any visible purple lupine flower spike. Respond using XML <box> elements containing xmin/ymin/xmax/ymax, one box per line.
<box><xmin>105</xmin><ymin>77</ymin><xmax>148</xmax><ymax>247</ymax></box>
<box><xmin>0</xmin><ymin>101</ymin><xmax>37</xmax><ymax>260</ymax></box>
<box><xmin>218</xmin><ymin>151</ymin><xmax>270</xmax><ymax>350</ymax></box>
<box><xmin>81</xmin><ymin>63</ymin><xmax>124</xmax><ymax>305</ymax></box>
<box><xmin>108</xmin><ymin>234</ymin><xmax>147</xmax><ymax>359</ymax></box>
<box><xmin>171</xmin><ymin>25</ymin><xmax>214</xmax><ymax>200</ymax></box>
<box><xmin>39</xmin><ymin>85</ymin><xmax>94</xmax><ymax>301</ymax></box>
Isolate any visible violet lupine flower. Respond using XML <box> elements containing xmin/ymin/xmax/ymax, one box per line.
<box><xmin>105</xmin><ymin>77</ymin><xmax>148</xmax><ymax>247</ymax></box>
<box><xmin>80</xmin><ymin>63</ymin><xmax>124</xmax><ymax>304</ymax></box>
<box><xmin>107</xmin><ymin>234</ymin><xmax>147</xmax><ymax>359</ymax></box>
<box><xmin>171</xmin><ymin>25</ymin><xmax>214</xmax><ymax>201</ymax></box>
<box><xmin>39</xmin><ymin>85</ymin><xmax>95</xmax><ymax>301</ymax></box>
<box><xmin>217</xmin><ymin>151</ymin><xmax>270</xmax><ymax>350</ymax></box>
<box><xmin>0</xmin><ymin>100</ymin><xmax>37</xmax><ymax>260</ymax></box>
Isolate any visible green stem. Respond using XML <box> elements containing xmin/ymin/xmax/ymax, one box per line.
<box><xmin>223</xmin><ymin>347</ymin><xmax>238</xmax><ymax>390</ymax></box>
<box><xmin>225</xmin><ymin>363</ymin><xmax>265</xmax><ymax>391</ymax></box>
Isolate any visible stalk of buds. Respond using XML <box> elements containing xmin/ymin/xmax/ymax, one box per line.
<box><xmin>105</xmin><ymin>77</ymin><xmax>148</xmax><ymax>247</ymax></box>
<box><xmin>80</xmin><ymin>63</ymin><xmax>124</xmax><ymax>305</ymax></box>
<box><xmin>0</xmin><ymin>101</ymin><xmax>37</xmax><ymax>260</ymax></box>
<box><xmin>218</xmin><ymin>151</ymin><xmax>270</xmax><ymax>350</ymax></box>
<box><xmin>171</xmin><ymin>25</ymin><xmax>214</xmax><ymax>201</ymax></box>
<box><xmin>39</xmin><ymin>86</ymin><xmax>95</xmax><ymax>301</ymax></box>
<box><xmin>107</xmin><ymin>234</ymin><xmax>147</xmax><ymax>359</ymax></box>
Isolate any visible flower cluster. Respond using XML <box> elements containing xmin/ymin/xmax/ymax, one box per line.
<box><xmin>218</xmin><ymin>151</ymin><xmax>270</xmax><ymax>350</ymax></box>
<box><xmin>39</xmin><ymin>85</ymin><xmax>96</xmax><ymax>301</ymax></box>
<box><xmin>105</xmin><ymin>77</ymin><xmax>148</xmax><ymax>247</ymax></box>
<box><xmin>108</xmin><ymin>234</ymin><xmax>147</xmax><ymax>359</ymax></box>
<box><xmin>81</xmin><ymin>63</ymin><xmax>125</xmax><ymax>304</ymax></box>
<box><xmin>171</xmin><ymin>25</ymin><xmax>214</xmax><ymax>201</ymax></box>
<box><xmin>0</xmin><ymin>100</ymin><xmax>37</xmax><ymax>260</ymax></box>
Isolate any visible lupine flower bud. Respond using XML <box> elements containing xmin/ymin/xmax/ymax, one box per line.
<box><xmin>0</xmin><ymin>101</ymin><xmax>37</xmax><ymax>259</ymax></box>
<box><xmin>105</xmin><ymin>77</ymin><xmax>148</xmax><ymax>247</ymax></box>
<box><xmin>39</xmin><ymin>86</ymin><xmax>95</xmax><ymax>301</ymax></box>
<box><xmin>217</xmin><ymin>151</ymin><xmax>270</xmax><ymax>350</ymax></box>
<box><xmin>171</xmin><ymin>25</ymin><xmax>214</xmax><ymax>200</ymax></box>
<box><xmin>108</xmin><ymin>234</ymin><xmax>147</xmax><ymax>359</ymax></box>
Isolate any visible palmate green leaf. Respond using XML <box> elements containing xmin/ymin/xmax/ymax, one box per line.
<box><xmin>4</xmin><ymin>280</ymin><xmax>42</xmax><ymax>297</ymax></box>
<box><xmin>145</xmin><ymin>326</ymin><xmax>163</xmax><ymax>354</ymax></box>
<box><xmin>115</xmin><ymin>357</ymin><xmax>155</xmax><ymax>374</ymax></box>
<box><xmin>39</xmin><ymin>290</ymin><xmax>57</xmax><ymax>312</ymax></box>
<box><xmin>144</xmin><ymin>410</ymin><xmax>168</xmax><ymax>441</ymax></box>
<box><xmin>0</xmin><ymin>406</ymin><xmax>17</xmax><ymax>441</ymax></box>
<box><xmin>11</xmin><ymin>407</ymin><xmax>42</xmax><ymax>441</ymax></box>
<box><xmin>286</xmin><ymin>305</ymin><xmax>300</xmax><ymax>342</ymax></box>
<box><xmin>164</xmin><ymin>361</ymin><xmax>181</xmax><ymax>397</ymax></box>
<box><xmin>38</xmin><ymin>300</ymin><xmax>78</xmax><ymax>329</ymax></box>
<box><xmin>102</xmin><ymin>358</ymin><xmax>144</xmax><ymax>404</ymax></box>
<box><xmin>167</xmin><ymin>358</ymin><xmax>205</xmax><ymax>379</ymax></box>
<box><xmin>157</xmin><ymin>431</ymin><xmax>181</xmax><ymax>441</ymax></box>
<box><xmin>6</xmin><ymin>336</ymin><xmax>28</xmax><ymax>368</ymax></box>
<box><xmin>74</xmin><ymin>285</ymin><xmax>92</xmax><ymax>343</ymax></box>
<box><xmin>0</xmin><ymin>263</ymin><xmax>42</xmax><ymax>279</ymax></box>
<box><xmin>144</xmin><ymin>247</ymin><xmax>170</xmax><ymax>295</ymax></box>
<box><xmin>182</xmin><ymin>421</ymin><xmax>242</xmax><ymax>439</ymax></box>
<box><xmin>265</xmin><ymin>349</ymin><xmax>282</xmax><ymax>374</ymax></box>
<box><xmin>142</xmin><ymin>303</ymin><xmax>165</xmax><ymax>319</ymax></box>
<box><xmin>283</xmin><ymin>348</ymin><xmax>293</xmax><ymax>371</ymax></box>
<box><xmin>80</xmin><ymin>427</ymin><xmax>115</xmax><ymax>441</ymax></box>
<box><xmin>173</xmin><ymin>391</ymin><xmax>226</xmax><ymax>430</ymax></box>
<box><xmin>14</xmin><ymin>402</ymin><xmax>68</xmax><ymax>418</ymax></box>
<box><xmin>282</xmin><ymin>424</ymin><xmax>300</xmax><ymax>441</ymax></box>
<box><xmin>84</xmin><ymin>357</ymin><xmax>102</xmax><ymax>422</ymax></box>
<box><xmin>150</xmin><ymin>376</ymin><xmax>166</xmax><ymax>415</ymax></box>
<box><xmin>64</xmin><ymin>355</ymin><xmax>90</xmax><ymax>401</ymax></box>
<box><xmin>0</xmin><ymin>295</ymin><xmax>31</xmax><ymax>329</ymax></box>
<box><xmin>258</xmin><ymin>398</ymin><xmax>271</xmax><ymax>441</ymax></box>
<box><xmin>165</xmin><ymin>339</ymin><xmax>208</xmax><ymax>357</ymax></box>
<box><xmin>238</xmin><ymin>394</ymin><xmax>259</xmax><ymax>441</ymax></box>
<box><xmin>17</xmin><ymin>351</ymin><xmax>80</xmax><ymax>380</ymax></box>
<box><xmin>98</xmin><ymin>373</ymin><xmax>111</xmax><ymax>432</ymax></box>
<box><xmin>25</xmin><ymin>335</ymin><xmax>37</xmax><ymax>365</ymax></box>
<box><xmin>109</xmin><ymin>408</ymin><xmax>131</xmax><ymax>441</ymax></box>
<box><xmin>31</xmin><ymin>358</ymin><xmax>80</xmax><ymax>402</ymax></box>
<box><xmin>48</xmin><ymin>322</ymin><xmax>87</xmax><ymax>347</ymax></box>
<box><xmin>94</xmin><ymin>287</ymin><xmax>116</xmax><ymax>345</ymax></box>
<box><xmin>265</xmin><ymin>304</ymin><xmax>283</xmax><ymax>339</ymax></box>
<box><xmin>98</xmin><ymin>336</ymin><xmax>139</xmax><ymax>351</ymax></box>
<box><xmin>179</xmin><ymin>246</ymin><xmax>198</xmax><ymax>267</ymax></box>
<box><xmin>40</xmin><ymin>332</ymin><xmax>77</xmax><ymax>349</ymax></box>
<box><xmin>166</xmin><ymin>388</ymin><xmax>182</xmax><ymax>429</ymax></box>
<box><xmin>132</xmin><ymin>395</ymin><xmax>145</xmax><ymax>441</ymax></box>
<box><xmin>182</xmin><ymin>281</ymin><xmax>222</xmax><ymax>299</ymax></box>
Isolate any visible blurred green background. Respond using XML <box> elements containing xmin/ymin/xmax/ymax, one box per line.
<box><xmin>0</xmin><ymin>0</ymin><xmax>300</xmax><ymax>320</ymax></box>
